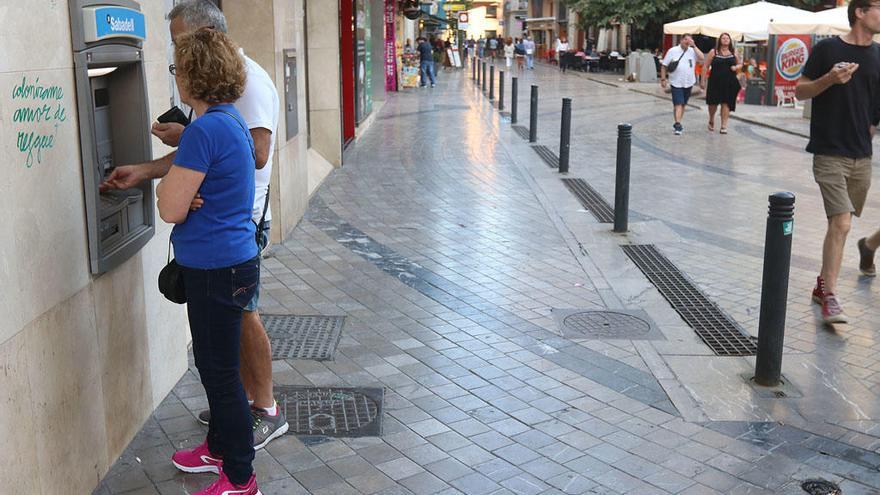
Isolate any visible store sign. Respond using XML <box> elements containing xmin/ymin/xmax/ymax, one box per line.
<box><xmin>774</xmin><ymin>35</ymin><xmax>811</xmax><ymax>103</ymax></box>
<box><xmin>82</xmin><ymin>6</ymin><xmax>146</xmax><ymax>43</ymax></box>
<box><xmin>458</xmin><ymin>12</ymin><xmax>468</xmax><ymax>29</ymax></box>
<box><xmin>384</xmin><ymin>0</ymin><xmax>398</xmax><ymax>91</ymax></box>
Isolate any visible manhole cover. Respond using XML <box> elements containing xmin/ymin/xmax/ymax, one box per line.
<box><xmin>263</xmin><ymin>315</ymin><xmax>344</xmax><ymax>361</ymax></box>
<box><xmin>562</xmin><ymin>311</ymin><xmax>652</xmax><ymax>339</ymax></box>
<box><xmin>277</xmin><ymin>386</ymin><xmax>383</xmax><ymax>438</ymax></box>
<box><xmin>801</xmin><ymin>479</ymin><xmax>841</xmax><ymax>495</ymax></box>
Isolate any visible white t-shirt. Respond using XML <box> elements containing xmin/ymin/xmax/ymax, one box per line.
<box><xmin>236</xmin><ymin>51</ymin><xmax>280</xmax><ymax>222</ymax></box>
<box><xmin>662</xmin><ymin>45</ymin><xmax>697</xmax><ymax>88</ymax></box>
<box><xmin>523</xmin><ymin>39</ymin><xmax>535</xmax><ymax>54</ymax></box>
<box><xmin>504</xmin><ymin>44</ymin><xmax>515</xmax><ymax>58</ymax></box>
<box><xmin>556</xmin><ymin>39</ymin><xmax>569</xmax><ymax>52</ymax></box>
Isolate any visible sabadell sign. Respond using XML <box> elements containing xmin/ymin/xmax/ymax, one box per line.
<box><xmin>776</xmin><ymin>37</ymin><xmax>808</xmax><ymax>81</ymax></box>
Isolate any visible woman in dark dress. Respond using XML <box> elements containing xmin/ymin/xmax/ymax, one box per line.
<box><xmin>701</xmin><ymin>33</ymin><xmax>742</xmax><ymax>134</ymax></box>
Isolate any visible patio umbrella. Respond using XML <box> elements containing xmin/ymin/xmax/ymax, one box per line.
<box><xmin>664</xmin><ymin>1</ymin><xmax>814</xmax><ymax>41</ymax></box>
<box><xmin>768</xmin><ymin>6</ymin><xmax>849</xmax><ymax>35</ymax></box>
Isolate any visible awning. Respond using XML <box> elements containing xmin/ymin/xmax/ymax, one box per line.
<box><xmin>664</xmin><ymin>1</ymin><xmax>813</xmax><ymax>41</ymax></box>
<box><xmin>526</xmin><ymin>17</ymin><xmax>556</xmax><ymax>30</ymax></box>
<box><xmin>768</xmin><ymin>6</ymin><xmax>848</xmax><ymax>35</ymax></box>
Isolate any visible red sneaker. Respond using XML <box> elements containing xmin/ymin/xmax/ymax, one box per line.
<box><xmin>811</xmin><ymin>276</ymin><xmax>826</xmax><ymax>305</ymax></box>
<box><xmin>196</xmin><ymin>470</ymin><xmax>261</xmax><ymax>495</ymax></box>
<box><xmin>172</xmin><ymin>440</ymin><xmax>222</xmax><ymax>474</ymax></box>
<box><xmin>822</xmin><ymin>293</ymin><xmax>848</xmax><ymax>324</ymax></box>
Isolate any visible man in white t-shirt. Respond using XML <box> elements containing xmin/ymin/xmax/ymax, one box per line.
<box><xmin>523</xmin><ymin>36</ymin><xmax>536</xmax><ymax>70</ymax></box>
<box><xmin>101</xmin><ymin>0</ymin><xmax>286</xmax><ymax>453</ymax></box>
<box><xmin>660</xmin><ymin>34</ymin><xmax>704</xmax><ymax>135</ymax></box>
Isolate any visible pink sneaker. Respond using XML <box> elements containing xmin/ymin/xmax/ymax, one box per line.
<box><xmin>195</xmin><ymin>470</ymin><xmax>261</xmax><ymax>495</ymax></box>
<box><xmin>171</xmin><ymin>440</ymin><xmax>222</xmax><ymax>474</ymax></box>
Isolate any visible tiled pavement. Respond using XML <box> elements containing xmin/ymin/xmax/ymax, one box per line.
<box><xmin>95</xmin><ymin>62</ymin><xmax>880</xmax><ymax>494</ymax></box>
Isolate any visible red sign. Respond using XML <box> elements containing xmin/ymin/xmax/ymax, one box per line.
<box><xmin>384</xmin><ymin>0</ymin><xmax>398</xmax><ymax>91</ymax></box>
<box><xmin>774</xmin><ymin>34</ymin><xmax>811</xmax><ymax>103</ymax></box>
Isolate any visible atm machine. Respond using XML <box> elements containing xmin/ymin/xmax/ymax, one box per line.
<box><xmin>69</xmin><ymin>0</ymin><xmax>153</xmax><ymax>275</ymax></box>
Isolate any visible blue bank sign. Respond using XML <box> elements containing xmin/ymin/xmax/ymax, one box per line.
<box><xmin>82</xmin><ymin>6</ymin><xmax>146</xmax><ymax>43</ymax></box>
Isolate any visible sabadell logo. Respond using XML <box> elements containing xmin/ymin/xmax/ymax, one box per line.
<box><xmin>776</xmin><ymin>38</ymin><xmax>808</xmax><ymax>81</ymax></box>
<box><xmin>106</xmin><ymin>14</ymin><xmax>136</xmax><ymax>33</ymax></box>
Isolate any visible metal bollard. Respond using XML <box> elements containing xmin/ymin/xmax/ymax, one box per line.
<box><xmin>613</xmin><ymin>124</ymin><xmax>633</xmax><ymax>233</ymax></box>
<box><xmin>558</xmin><ymin>98</ymin><xmax>572</xmax><ymax>173</ymax></box>
<box><xmin>489</xmin><ymin>65</ymin><xmax>495</xmax><ymax>101</ymax></box>
<box><xmin>472</xmin><ymin>57</ymin><xmax>476</xmax><ymax>81</ymax></box>
<box><xmin>511</xmin><ymin>77</ymin><xmax>518</xmax><ymax>124</ymax></box>
<box><xmin>529</xmin><ymin>85</ymin><xmax>538</xmax><ymax>143</ymax></box>
<box><xmin>754</xmin><ymin>192</ymin><xmax>796</xmax><ymax>387</ymax></box>
<box><xmin>482</xmin><ymin>62</ymin><xmax>487</xmax><ymax>92</ymax></box>
<box><xmin>499</xmin><ymin>70</ymin><xmax>505</xmax><ymax>110</ymax></box>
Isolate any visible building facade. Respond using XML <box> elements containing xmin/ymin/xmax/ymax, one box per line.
<box><xmin>0</xmin><ymin>1</ymin><xmax>388</xmax><ymax>493</ymax></box>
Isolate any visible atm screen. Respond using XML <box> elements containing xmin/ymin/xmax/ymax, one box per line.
<box><xmin>92</xmin><ymin>78</ymin><xmax>113</xmax><ymax>175</ymax></box>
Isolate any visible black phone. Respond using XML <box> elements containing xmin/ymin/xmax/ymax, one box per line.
<box><xmin>156</xmin><ymin>105</ymin><xmax>191</xmax><ymax>126</ymax></box>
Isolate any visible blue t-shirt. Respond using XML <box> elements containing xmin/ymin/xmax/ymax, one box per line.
<box><xmin>171</xmin><ymin>104</ymin><xmax>257</xmax><ymax>269</ymax></box>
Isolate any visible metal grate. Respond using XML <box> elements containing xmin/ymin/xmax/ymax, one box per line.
<box><xmin>276</xmin><ymin>386</ymin><xmax>383</xmax><ymax>438</ymax></box>
<box><xmin>563</xmin><ymin>311</ymin><xmax>652</xmax><ymax>339</ymax></box>
<box><xmin>263</xmin><ymin>315</ymin><xmax>344</xmax><ymax>361</ymax></box>
<box><xmin>622</xmin><ymin>245</ymin><xmax>757</xmax><ymax>356</ymax></box>
<box><xmin>512</xmin><ymin>125</ymin><xmax>530</xmax><ymax>140</ymax></box>
<box><xmin>561</xmin><ymin>178</ymin><xmax>614</xmax><ymax>223</ymax></box>
<box><xmin>801</xmin><ymin>479</ymin><xmax>841</xmax><ymax>495</ymax></box>
<box><xmin>532</xmin><ymin>145</ymin><xmax>559</xmax><ymax>168</ymax></box>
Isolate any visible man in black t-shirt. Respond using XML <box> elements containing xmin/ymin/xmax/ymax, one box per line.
<box><xmin>417</xmin><ymin>37</ymin><xmax>436</xmax><ymax>88</ymax></box>
<box><xmin>796</xmin><ymin>0</ymin><xmax>880</xmax><ymax>325</ymax></box>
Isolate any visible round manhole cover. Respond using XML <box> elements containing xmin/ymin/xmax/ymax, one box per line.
<box><xmin>801</xmin><ymin>479</ymin><xmax>841</xmax><ymax>495</ymax></box>
<box><xmin>279</xmin><ymin>388</ymin><xmax>381</xmax><ymax>437</ymax></box>
<box><xmin>562</xmin><ymin>311</ymin><xmax>652</xmax><ymax>339</ymax></box>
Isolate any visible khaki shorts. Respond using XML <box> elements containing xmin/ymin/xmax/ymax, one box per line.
<box><xmin>813</xmin><ymin>155</ymin><xmax>872</xmax><ymax>218</ymax></box>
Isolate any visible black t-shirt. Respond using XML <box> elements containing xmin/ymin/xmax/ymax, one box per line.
<box><xmin>418</xmin><ymin>42</ymin><xmax>433</xmax><ymax>63</ymax></box>
<box><xmin>802</xmin><ymin>36</ymin><xmax>880</xmax><ymax>158</ymax></box>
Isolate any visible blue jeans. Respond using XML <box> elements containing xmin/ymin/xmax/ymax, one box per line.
<box><xmin>526</xmin><ymin>54</ymin><xmax>534</xmax><ymax>69</ymax></box>
<box><xmin>420</xmin><ymin>61</ymin><xmax>435</xmax><ymax>86</ymax></box>
<box><xmin>182</xmin><ymin>256</ymin><xmax>260</xmax><ymax>485</ymax></box>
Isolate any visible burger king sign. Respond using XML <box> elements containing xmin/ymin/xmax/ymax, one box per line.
<box><xmin>774</xmin><ymin>35</ymin><xmax>811</xmax><ymax>102</ymax></box>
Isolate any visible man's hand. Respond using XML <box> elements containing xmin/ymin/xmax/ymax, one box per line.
<box><xmin>100</xmin><ymin>164</ymin><xmax>148</xmax><ymax>192</ymax></box>
<box><xmin>827</xmin><ymin>63</ymin><xmax>859</xmax><ymax>85</ymax></box>
<box><xmin>151</xmin><ymin>122</ymin><xmax>185</xmax><ymax>147</ymax></box>
<box><xmin>661</xmin><ymin>79</ymin><xmax>668</xmax><ymax>89</ymax></box>
<box><xmin>190</xmin><ymin>193</ymin><xmax>205</xmax><ymax>211</ymax></box>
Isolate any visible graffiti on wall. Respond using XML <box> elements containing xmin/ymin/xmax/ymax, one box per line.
<box><xmin>12</xmin><ymin>76</ymin><xmax>68</xmax><ymax>168</ymax></box>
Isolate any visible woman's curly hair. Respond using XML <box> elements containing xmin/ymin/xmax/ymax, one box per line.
<box><xmin>174</xmin><ymin>28</ymin><xmax>246</xmax><ymax>104</ymax></box>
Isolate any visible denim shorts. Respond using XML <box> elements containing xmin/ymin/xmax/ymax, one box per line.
<box><xmin>671</xmin><ymin>86</ymin><xmax>692</xmax><ymax>106</ymax></box>
<box><xmin>244</xmin><ymin>221</ymin><xmax>270</xmax><ymax>312</ymax></box>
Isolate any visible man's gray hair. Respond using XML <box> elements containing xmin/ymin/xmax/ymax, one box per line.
<box><xmin>167</xmin><ymin>0</ymin><xmax>228</xmax><ymax>33</ymax></box>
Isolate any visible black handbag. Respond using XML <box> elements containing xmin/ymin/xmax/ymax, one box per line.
<box><xmin>667</xmin><ymin>47</ymin><xmax>688</xmax><ymax>74</ymax></box>
<box><xmin>158</xmin><ymin>241</ymin><xmax>186</xmax><ymax>304</ymax></box>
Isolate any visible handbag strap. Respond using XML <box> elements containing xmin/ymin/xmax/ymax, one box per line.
<box><xmin>166</xmin><ymin>237</ymin><xmax>172</xmax><ymax>263</ymax></box>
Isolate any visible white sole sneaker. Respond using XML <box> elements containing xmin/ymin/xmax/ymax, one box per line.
<box><xmin>254</xmin><ymin>421</ymin><xmax>289</xmax><ymax>451</ymax></box>
<box><xmin>172</xmin><ymin>459</ymin><xmax>221</xmax><ymax>474</ymax></box>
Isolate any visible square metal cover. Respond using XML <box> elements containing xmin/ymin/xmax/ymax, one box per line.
<box><xmin>276</xmin><ymin>386</ymin><xmax>384</xmax><ymax>438</ymax></box>
<box><xmin>552</xmin><ymin>309</ymin><xmax>664</xmax><ymax>340</ymax></box>
<box><xmin>263</xmin><ymin>315</ymin><xmax>344</xmax><ymax>361</ymax></box>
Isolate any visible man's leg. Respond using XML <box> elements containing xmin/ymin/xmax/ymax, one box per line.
<box><xmin>240</xmin><ymin>310</ymin><xmax>273</xmax><ymax>408</ymax></box>
<box><xmin>674</xmin><ymin>104</ymin><xmax>685</xmax><ymax>124</ymax></box>
<box><xmin>864</xmin><ymin>230</ymin><xmax>880</xmax><ymax>251</ymax></box>
<box><xmin>821</xmin><ymin>213</ymin><xmax>852</xmax><ymax>294</ymax></box>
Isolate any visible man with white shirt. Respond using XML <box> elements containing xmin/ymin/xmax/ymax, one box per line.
<box><xmin>660</xmin><ymin>34</ymin><xmax>704</xmax><ymax>135</ymax></box>
<box><xmin>101</xmin><ymin>0</ymin><xmax>287</xmax><ymax>451</ymax></box>
<box><xmin>523</xmin><ymin>35</ymin><xmax>536</xmax><ymax>70</ymax></box>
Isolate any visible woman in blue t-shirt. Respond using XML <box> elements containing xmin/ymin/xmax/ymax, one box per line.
<box><xmin>156</xmin><ymin>29</ymin><xmax>261</xmax><ymax>495</ymax></box>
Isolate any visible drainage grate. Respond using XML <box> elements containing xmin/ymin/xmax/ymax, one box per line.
<box><xmin>622</xmin><ymin>245</ymin><xmax>757</xmax><ymax>356</ymax></box>
<box><xmin>561</xmin><ymin>178</ymin><xmax>614</xmax><ymax>223</ymax></box>
<box><xmin>276</xmin><ymin>386</ymin><xmax>383</xmax><ymax>438</ymax></box>
<box><xmin>801</xmin><ymin>479</ymin><xmax>841</xmax><ymax>495</ymax></box>
<box><xmin>512</xmin><ymin>125</ymin><xmax>530</xmax><ymax>140</ymax></box>
<box><xmin>532</xmin><ymin>145</ymin><xmax>559</xmax><ymax>168</ymax></box>
<box><xmin>262</xmin><ymin>315</ymin><xmax>344</xmax><ymax>361</ymax></box>
<box><xmin>555</xmin><ymin>309</ymin><xmax>663</xmax><ymax>340</ymax></box>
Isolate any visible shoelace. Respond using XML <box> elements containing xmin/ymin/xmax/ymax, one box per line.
<box><xmin>251</xmin><ymin>409</ymin><xmax>264</xmax><ymax>431</ymax></box>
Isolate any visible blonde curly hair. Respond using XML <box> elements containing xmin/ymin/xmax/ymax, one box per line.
<box><xmin>174</xmin><ymin>28</ymin><xmax>246</xmax><ymax>104</ymax></box>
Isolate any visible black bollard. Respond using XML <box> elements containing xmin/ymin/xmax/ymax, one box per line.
<box><xmin>511</xmin><ymin>77</ymin><xmax>518</xmax><ymax>124</ymax></box>
<box><xmin>754</xmin><ymin>192</ymin><xmax>796</xmax><ymax>387</ymax></box>
<box><xmin>482</xmin><ymin>62</ymin><xmax>487</xmax><ymax>92</ymax></box>
<box><xmin>489</xmin><ymin>65</ymin><xmax>495</xmax><ymax>101</ymax></box>
<box><xmin>499</xmin><ymin>70</ymin><xmax>505</xmax><ymax>110</ymax></box>
<box><xmin>472</xmin><ymin>57</ymin><xmax>476</xmax><ymax>81</ymax></box>
<box><xmin>529</xmin><ymin>85</ymin><xmax>538</xmax><ymax>143</ymax></box>
<box><xmin>558</xmin><ymin>98</ymin><xmax>572</xmax><ymax>173</ymax></box>
<box><xmin>613</xmin><ymin>124</ymin><xmax>633</xmax><ymax>233</ymax></box>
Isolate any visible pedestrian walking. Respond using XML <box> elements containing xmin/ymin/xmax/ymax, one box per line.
<box><xmin>555</xmin><ymin>36</ymin><xmax>570</xmax><ymax>67</ymax></box>
<box><xmin>478</xmin><ymin>36</ymin><xmax>486</xmax><ymax>58</ymax></box>
<box><xmin>701</xmin><ymin>33</ymin><xmax>742</xmax><ymax>134</ymax></box>
<box><xmin>417</xmin><ymin>37</ymin><xmax>436</xmax><ymax>87</ymax></box>
<box><xmin>524</xmin><ymin>35</ymin><xmax>536</xmax><ymax>70</ymax></box>
<box><xmin>796</xmin><ymin>0</ymin><xmax>880</xmax><ymax>324</ymax></box>
<box><xmin>660</xmin><ymin>34</ymin><xmax>704</xmax><ymax>135</ymax></box>
<box><xmin>489</xmin><ymin>36</ymin><xmax>498</xmax><ymax>59</ymax></box>
<box><xmin>156</xmin><ymin>28</ymin><xmax>262</xmax><ymax>495</ymax></box>
<box><xmin>515</xmin><ymin>38</ymin><xmax>526</xmax><ymax>71</ymax></box>
<box><xmin>504</xmin><ymin>38</ymin><xmax>515</xmax><ymax>69</ymax></box>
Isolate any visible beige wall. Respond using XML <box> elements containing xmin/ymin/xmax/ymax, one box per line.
<box><xmin>306</xmin><ymin>0</ymin><xmax>344</xmax><ymax>168</ymax></box>
<box><xmin>0</xmin><ymin>1</ymin><xmax>190</xmax><ymax>493</ymax></box>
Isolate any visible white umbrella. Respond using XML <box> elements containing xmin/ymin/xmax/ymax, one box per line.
<box><xmin>768</xmin><ymin>6</ymin><xmax>849</xmax><ymax>35</ymax></box>
<box><xmin>664</xmin><ymin>1</ymin><xmax>814</xmax><ymax>41</ymax></box>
